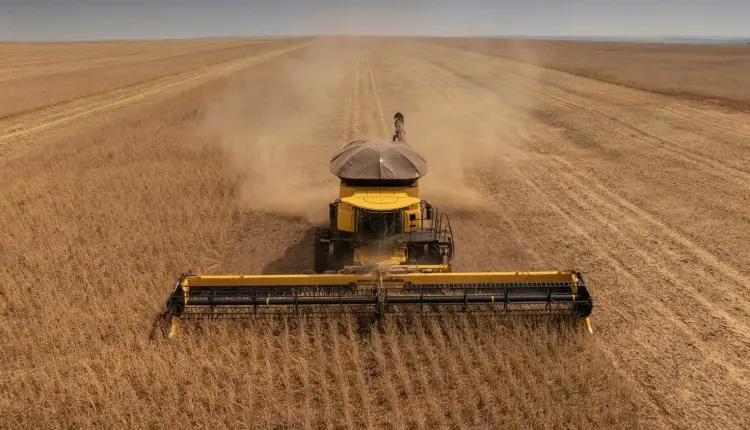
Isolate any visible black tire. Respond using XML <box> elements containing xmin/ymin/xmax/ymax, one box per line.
<box><xmin>314</xmin><ymin>228</ymin><xmax>332</xmax><ymax>274</ymax></box>
<box><xmin>334</xmin><ymin>241</ymin><xmax>354</xmax><ymax>270</ymax></box>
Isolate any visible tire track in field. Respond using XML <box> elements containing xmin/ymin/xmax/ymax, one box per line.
<box><xmin>533</xmin><ymin>88</ymin><xmax>750</xmax><ymax>185</ymax></box>
<box><xmin>549</xmin><ymin>155</ymin><xmax>750</xmax><ymax>292</ymax></box>
<box><xmin>363</xmin><ymin>52</ymin><xmax>498</xmax><ymax>429</ymax></box>
<box><xmin>444</xmin><ymin>49</ymin><xmax>750</xmax><ymax>314</ymax></box>
<box><xmin>399</xmin><ymin>52</ymin><xmax>665</xmax><ymax>424</ymax></box>
<box><xmin>0</xmin><ymin>43</ymin><xmax>310</xmax><ymax>146</ymax></box>
<box><xmin>344</xmin><ymin>51</ymin><xmax>410</xmax><ymax>430</ymax></box>
<box><xmin>366</xmin><ymin>55</ymin><xmax>390</xmax><ymax>138</ymax></box>
<box><xmin>413</xmin><ymin>52</ymin><xmax>750</xmax><ymax>282</ymax></box>
<box><xmin>0</xmin><ymin>42</ymin><xmax>284</xmax><ymax>123</ymax></box>
<box><xmin>213</xmin><ymin>47</ymin><xmax>391</xmax><ymax>428</ymax></box>
<box><xmin>424</xmin><ymin>41</ymin><xmax>750</xmax><ymax>143</ymax></box>
<box><xmin>536</xmin><ymin>87</ymin><xmax>750</xmax><ymax>172</ymax></box>
<box><xmin>335</xmin><ymin>63</ymin><xmax>377</xmax><ymax>428</ymax></box>
<box><xmin>518</xmin><ymin>173</ymin><xmax>749</xmax><ymax>426</ymax></box>
<box><xmin>431</xmin><ymin>48</ymin><xmax>750</xmax><ymax>187</ymax></box>
<box><xmin>530</xmin><ymin>74</ymin><xmax>750</xmax><ymax>168</ymax></box>
<box><xmin>400</xmin><ymin>50</ymin><xmax>750</xmax><ymax>427</ymax></box>
<box><xmin>362</xmin><ymin>53</ymin><xmax>440</xmax><ymax>429</ymax></box>
<box><xmin>398</xmin><ymin>54</ymin><xmax>550</xmax><ymax>269</ymax></box>
<box><xmin>543</xmin><ymin>163</ymin><xmax>750</xmax><ymax>392</ymax></box>
<box><xmin>543</xmin><ymin>155</ymin><xmax>750</xmax><ymax>340</ymax></box>
<box><xmin>349</xmin><ymin>53</ymin><xmax>390</xmax><ymax>140</ymax></box>
<box><xmin>412</xmin><ymin>51</ymin><xmax>750</xmax><ymax>345</ymax></box>
<box><xmin>343</xmin><ymin>57</ymin><xmax>360</xmax><ymax>142</ymax></box>
<box><xmin>656</xmin><ymin>102</ymin><xmax>750</xmax><ymax>140</ymax></box>
<box><xmin>419</xmin><ymin>42</ymin><xmax>750</xmax><ymax>181</ymax></box>
<box><xmin>346</xmin><ymin>56</ymin><xmax>369</xmax><ymax>139</ymax></box>
<box><xmin>0</xmin><ymin>41</ymin><xmax>270</xmax><ymax>82</ymax></box>
<box><xmin>492</xmin><ymin>60</ymin><xmax>749</xmax><ymax>426</ymax></box>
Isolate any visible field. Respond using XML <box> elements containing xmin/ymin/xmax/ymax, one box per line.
<box><xmin>424</xmin><ymin>38</ymin><xmax>750</xmax><ymax>110</ymax></box>
<box><xmin>1</xmin><ymin>37</ymin><xmax>749</xmax><ymax>429</ymax></box>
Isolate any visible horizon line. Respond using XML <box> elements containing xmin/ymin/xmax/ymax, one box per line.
<box><xmin>1</xmin><ymin>34</ymin><xmax>749</xmax><ymax>44</ymax></box>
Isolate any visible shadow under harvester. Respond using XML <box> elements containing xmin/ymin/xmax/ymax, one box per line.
<box><xmin>262</xmin><ymin>227</ymin><xmax>318</xmax><ymax>275</ymax></box>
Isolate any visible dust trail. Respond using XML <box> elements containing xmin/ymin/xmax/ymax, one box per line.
<box><xmin>402</xmin><ymin>40</ymin><xmax>542</xmax><ymax>212</ymax></box>
<box><xmin>198</xmin><ymin>38</ymin><xmax>357</xmax><ymax>224</ymax></box>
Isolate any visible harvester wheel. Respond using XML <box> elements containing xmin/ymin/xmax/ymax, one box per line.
<box><xmin>314</xmin><ymin>228</ymin><xmax>332</xmax><ymax>273</ymax></box>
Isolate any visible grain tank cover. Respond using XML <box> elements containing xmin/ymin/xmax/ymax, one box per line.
<box><xmin>329</xmin><ymin>140</ymin><xmax>428</xmax><ymax>180</ymax></box>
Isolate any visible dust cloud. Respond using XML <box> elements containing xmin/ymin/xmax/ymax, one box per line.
<box><xmin>199</xmin><ymin>36</ymin><xmax>543</xmax><ymax>222</ymax></box>
<box><xmin>199</xmin><ymin>39</ymin><xmax>356</xmax><ymax>224</ymax></box>
<box><xmin>404</xmin><ymin>40</ymin><xmax>542</xmax><ymax>212</ymax></box>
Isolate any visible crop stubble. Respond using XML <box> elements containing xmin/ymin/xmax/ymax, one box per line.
<box><xmin>1</xmin><ymin>37</ymin><xmax>748</xmax><ymax>429</ymax></box>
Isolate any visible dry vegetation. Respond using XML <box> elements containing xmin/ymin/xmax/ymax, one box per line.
<box><xmin>427</xmin><ymin>37</ymin><xmax>750</xmax><ymax>109</ymax></box>
<box><xmin>0</xmin><ymin>38</ymin><xmax>290</xmax><ymax>118</ymax></box>
<box><xmin>2</xmin><ymin>37</ymin><xmax>750</xmax><ymax>429</ymax></box>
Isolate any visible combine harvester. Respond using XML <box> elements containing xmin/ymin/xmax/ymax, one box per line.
<box><xmin>158</xmin><ymin>112</ymin><xmax>593</xmax><ymax>337</ymax></box>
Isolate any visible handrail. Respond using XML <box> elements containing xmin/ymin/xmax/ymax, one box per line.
<box><xmin>439</xmin><ymin>212</ymin><xmax>455</xmax><ymax>259</ymax></box>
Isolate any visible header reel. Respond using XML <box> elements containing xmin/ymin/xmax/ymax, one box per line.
<box><xmin>157</xmin><ymin>268</ymin><xmax>593</xmax><ymax>338</ymax></box>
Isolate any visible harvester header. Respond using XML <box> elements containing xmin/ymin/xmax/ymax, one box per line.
<box><xmin>157</xmin><ymin>112</ymin><xmax>594</xmax><ymax>337</ymax></box>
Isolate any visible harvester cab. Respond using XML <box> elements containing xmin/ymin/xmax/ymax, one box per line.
<box><xmin>315</xmin><ymin>173</ymin><xmax>453</xmax><ymax>274</ymax></box>
<box><xmin>157</xmin><ymin>112</ymin><xmax>594</xmax><ymax>338</ymax></box>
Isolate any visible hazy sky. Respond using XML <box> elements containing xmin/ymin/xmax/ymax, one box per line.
<box><xmin>1</xmin><ymin>0</ymin><xmax>748</xmax><ymax>41</ymax></box>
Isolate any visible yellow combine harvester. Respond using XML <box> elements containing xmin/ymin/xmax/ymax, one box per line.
<box><xmin>158</xmin><ymin>112</ymin><xmax>593</xmax><ymax>337</ymax></box>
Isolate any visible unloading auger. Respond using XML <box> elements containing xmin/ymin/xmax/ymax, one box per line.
<box><xmin>157</xmin><ymin>112</ymin><xmax>593</xmax><ymax>337</ymax></box>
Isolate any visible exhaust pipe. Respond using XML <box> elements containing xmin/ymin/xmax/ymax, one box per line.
<box><xmin>393</xmin><ymin>112</ymin><xmax>405</xmax><ymax>142</ymax></box>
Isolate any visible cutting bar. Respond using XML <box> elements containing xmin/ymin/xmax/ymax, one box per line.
<box><xmin>158</xmin><ymin>270</ymin><xmax>593</xmax><ymax>337</ymax></box>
